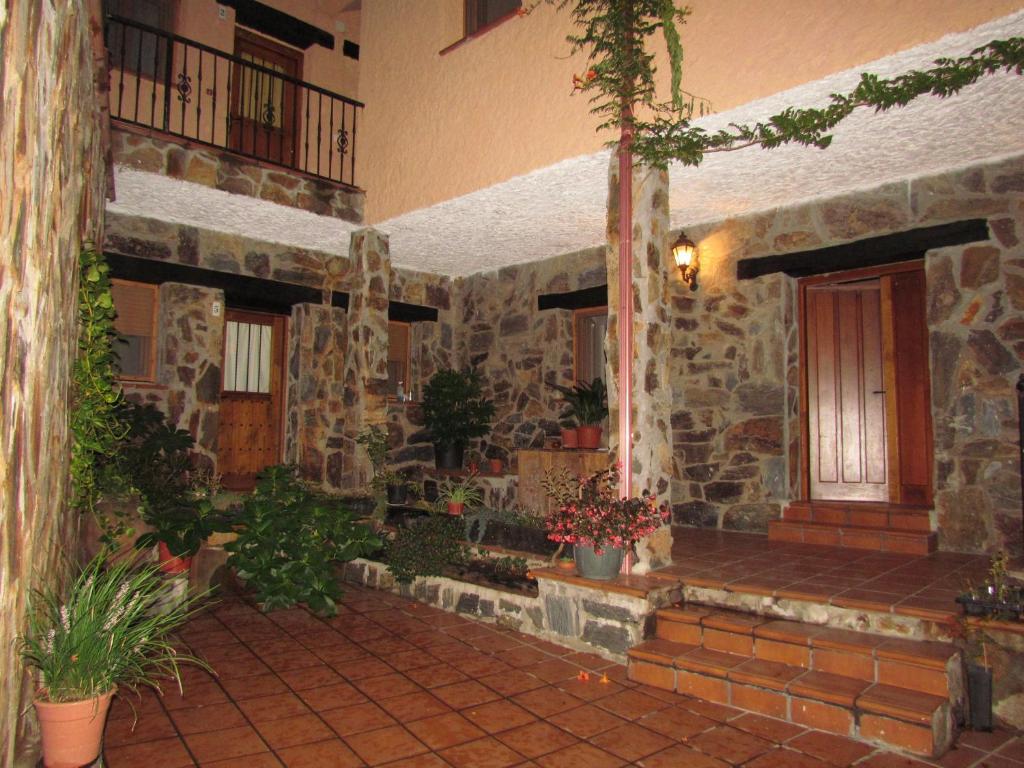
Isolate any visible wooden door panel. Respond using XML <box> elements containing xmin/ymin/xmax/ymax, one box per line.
<box><xmin>807</xmin><ymin>283</ymin><xmax>888</xmax><ymax>501</ymax></box>
<box><xmin>218</xmin><ymin>311</ymin><xmax>285</xmax><ymax>490</ymax></box>
<box><xmin>887</xmin><ymin>270</ymin><xmax>933</xmax><ymax>506</ymax></box>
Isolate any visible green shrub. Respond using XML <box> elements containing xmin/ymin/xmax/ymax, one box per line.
<box><xmin>225</xmin><ymin>466</ymin><xmax>381</xmax><ymax>615</ymax></box>
<box><xmin>386</xmin><ymin>515</ymin><xmax>467</xmax><ymax>584</ymax></box>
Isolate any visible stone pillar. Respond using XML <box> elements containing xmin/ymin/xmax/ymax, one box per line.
<box><xmin>287</xmin><ymin>303</ymin><xmax>349</xmax><ymax>489</ymax></box>
<box><xmin>158</xmin><ymin>283</ymin><xmax>224</xmax><ymax>472</ymax></box>
<box><xmin>0</xmin><ymin>2</ymin><xmax>107</xmax><ymax>762</ymax></box>
<box><xmin>343</xmin><ymin>228</ymin><xmax>391</xmax><ymax>488</ymax></box>
<box><xmin>606</xmin><ymin>156</ymin><xmax>675</xmax><ymax>573</ymax></box>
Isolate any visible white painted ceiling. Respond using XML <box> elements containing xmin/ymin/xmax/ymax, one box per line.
<box><xmin>109</xmin><ymin>9</ymin><xmax>1024</xmax><ymax>278</ymax></box>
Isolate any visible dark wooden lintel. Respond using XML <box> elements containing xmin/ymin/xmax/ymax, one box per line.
<box><xmin>105</xmin><ymin>253</ymin><xmax>334</xmax><ymax>314</ymax></box>
<box><xmin>736</xmin><ymin>219</ymin><xmax>990</xmax><ymax>280</ymax></box>
<box><xmin>538</xmin><ymin>284</ymin><xmax>608</xmax><ymax>311</ymax></box>
<box><xmin>389</xmin><ymin>301</ymin><xmax>438</xmax><ymax>323</ymax></box>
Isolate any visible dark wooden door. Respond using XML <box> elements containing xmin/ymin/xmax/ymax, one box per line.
<box><xmin>218</xmin><ymin>310</ymin><xmax>286</xmax><ymax>490</ymax></box>
<box><xmin>229</xmin><ymin>29</ymin><xmax>301</xmax><ymax>167</ymax></box>
<box><xmin>806</xmin><ymin>280</ymin><xmax>889</xmax><ymax>501</ymax></box>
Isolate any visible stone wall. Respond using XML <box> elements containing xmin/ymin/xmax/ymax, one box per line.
<box><xmin>669</xmin><ymin>154</ymin><xmax>1024</xmax><ymax>556</ymax></box>
<box><xmin>0</xmin><ymin>1</ymin><xmax>108</xmax><ymax>763</ymax></box>
<box><xmin>456</xmin><ymin>248</ymin><xmax>606</xmax><ymax>461</ymax></box>
<box><xmin>113</xmin><ymin>128</ymin><xmax>364</xmax><ymax>223</ymax></box>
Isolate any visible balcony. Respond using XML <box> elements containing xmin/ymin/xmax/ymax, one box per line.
<box><xmin>106</xmin><ymin>15</ymin><xmax>364</xmax><ymax>221</ymax></box>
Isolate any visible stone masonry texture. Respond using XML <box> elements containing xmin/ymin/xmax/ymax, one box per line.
<box><xmin>0</xmin><ymin>1</ymin><xmax>108</xmax><ymax>762</ymax></box>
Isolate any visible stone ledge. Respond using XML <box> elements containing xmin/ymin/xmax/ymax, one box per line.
<box><xmin>532</xmin><ymin>567</ymin><xmax>680</xmax><ymax>599</ymax></box>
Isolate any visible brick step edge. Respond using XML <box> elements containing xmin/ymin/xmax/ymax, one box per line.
<box><xmin>768</xmin><ymin>519</ymin><xmax>938</xmax><ymax>554</ymax></box>
<box><xmin>654</xmin><ymin>607</ymin><xmax>960</xmax><ymax>700</ymax></box>
<box><xmin>627</xmin><ymin>654</ymin><xmax>955</xmax><ymax>757</ymax></box>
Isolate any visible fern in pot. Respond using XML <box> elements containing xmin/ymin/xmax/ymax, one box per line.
<box><xmin>421</xmin><ymin>368</ymin><xmax>495</xmax><ymax>470</ymax></box>
<box><xmin>18</xmin><ymin>554</ymin><xmax>209</xmax><ymax>767</ymax></box>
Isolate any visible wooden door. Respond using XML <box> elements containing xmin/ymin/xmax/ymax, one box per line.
<box><xmin>806</xmin><ymin>280</ymin><xmax>889</xmax><ymax>501</ymax></box>
<box><xmin>229</xmin><ymin>29</ymin><xmax>301</xmax><ymax>166</ymax></box>
<box><xmin>218</xmin><ymin>310</ymin><xmax>286</xmax><ymax>490</ymax></box>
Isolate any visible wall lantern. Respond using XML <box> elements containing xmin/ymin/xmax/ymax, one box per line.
<box><xmin>672</xmin><ymin>231</ymin><xmax>699</xmax><ymax>291</ymax></box>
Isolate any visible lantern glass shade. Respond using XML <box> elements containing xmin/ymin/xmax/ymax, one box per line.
<box><xmin>672</xmin><ymin>233</ymin><xmax>696</xmax><ymax>267</ymax></box>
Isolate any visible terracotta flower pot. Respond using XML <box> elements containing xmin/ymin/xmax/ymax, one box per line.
<box><xmin>576</xmin><ymin>425</ymin><xmax>602</xmax><ymax>449</ymax></box>
<box><xmin>560</xmin><ymin>428</ymin><xmax>579</xmax><ymax>449</ymax></box>
<box><xmin>158</xmin><ymin>541</ymin><xmax>192</xmax><ymax>574</ymax></box>
<box><xmin>447</xmin><ymin>501</ymin><xmax>465</xmax><ymax>515</ymax></box>
<box><xmin>556</xmin><ymin>559</ymin><xmax>576</xmax><ymax>572</ymax></box>
<box><xmin>488</xmin><ymin>458</ymin><xmax>503</xmax><ymax>474</ymax></box>
<box><xmin>34</xmin><ymin>688</ymin><xmax>115</xmax><ymax>768</ymax></box>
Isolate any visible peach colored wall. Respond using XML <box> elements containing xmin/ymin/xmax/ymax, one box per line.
<box><xmin>358</xmin><ymin>0</ymin><xmax>1023</xmax><ymax>223</ymax></box>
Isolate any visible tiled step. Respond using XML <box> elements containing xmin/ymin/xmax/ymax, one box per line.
<box><xmin>627</xmin><ymin>606</ymin><xmax>961</xmax><ymax>757</ymax></box>
<box><xmin>783</xmin><ymin>500</ymin><xmax>934</xmax><ymax>532</ymax></box>
<box><xmin>768</xmin><ymin>519</ymin><xmax>937</xmax><ymax>554</ymax></box>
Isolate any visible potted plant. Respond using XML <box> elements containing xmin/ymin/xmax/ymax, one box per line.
<box><xmin>356</xmin><ymin>425</ymin><xmax>390</xmax><ymax>519</ymax></box>
<box><xmin>560</xmin><ymin>418</ymin><xmax>579</xmax><ymax>449</ymax></box>
<box><xmin>18</xmin><ymin>554</ymin><xmax>210</xmax><ymax>768</ymax></box>
<box><xmin>956</xmin><ymin>551</ymin><xmax>1023</xmax><ymax>620</ymax></box>
<box><xmin>377</xmin><ymin>468</ymin><xmax>419</xmax><ymax>506</ymax></box>
<box><xmin>136</xmin><ymin>498</ymin><xmax>231</xmax><ymax>574</ymax></box>
<box><xmin>544</xmin><ymin>464</ymin><xmax>668</xmax><ymax>580</ymax></box>
<box><xmin>549</xmin><ymin>378</ymin><xmax>607</xmax><ymax>450</ymax></box>
<box><xmin>439</xmin><ymin>472</ymin><xmax>484</xmax><ymax>515</ymax></box>
<box><xmin>421</xmin><ymin>368</ymin><xmax>495</xmax><ymax>470</ymax></box>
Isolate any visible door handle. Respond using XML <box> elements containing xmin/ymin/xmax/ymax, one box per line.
<box><xmin>872</xmin><ymin>390</ymin><xmax>886</xmax><ymax>394</ymax></box>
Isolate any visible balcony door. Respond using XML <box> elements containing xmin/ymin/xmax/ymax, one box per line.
<box><xmin>218</xmin><ymin>309</ymin><xmax>286</xmax><ymax>490</ymax></box>
<box><xmin>230</xmin><ymin>29</ymin><xmax>301</xmax><ymax>167</ymax></box>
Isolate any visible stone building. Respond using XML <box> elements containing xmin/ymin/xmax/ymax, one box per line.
<box><xmin>3</xmin><ymin>0</ymin><xmax>1024</xmax><ymax>762</ymax></box>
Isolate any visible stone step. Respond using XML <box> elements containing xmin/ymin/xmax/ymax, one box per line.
<box><xmin>782</xmin><ymin>501</ymin><xmax>933</xmax><ymax>532</ymax></box>
<box><xmin>768</xmin><ymin>519</ymin><xmax>937</xmax><ymax>554</ymax></box>
<box><xmin>630</xmin><ymin>605</ymin><xmax>961</xmax><ymax>757</ymax></box>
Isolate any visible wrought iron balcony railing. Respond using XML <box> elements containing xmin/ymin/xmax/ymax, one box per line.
<box><xmin>106</xmin><ymin>15</ymin><xmax>363</xmax><ymax>189</ymax></box>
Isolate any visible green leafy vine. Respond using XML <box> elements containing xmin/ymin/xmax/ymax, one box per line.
<box><xmin>534</xmin><ymin>1</ymin><xmax>1024</xmax><ymax>168</ymax></box>
<box><xmin>69</xmin><ymin>246</ymin><xmax>129</xmax><ymax>537</ymax></box>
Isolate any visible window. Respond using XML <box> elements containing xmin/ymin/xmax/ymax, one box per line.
<box><xmin>387</xmin><ymin>321</ymin><xmax>411</xmax><ymax>400</ymax></box>
<box><xmin>104</xmin><ymin>0</ymin><xmax>176</xmax><ymax>79</ymax></box>
<box><xmin>224</xmin><ymin>319</ymin><xmax>274</xmax><ymax>394</ymax></box>
<box><xmin>574</xmin><ymin>307</ymin><xmax>607</xmax><ymax>385</ymax></box>
<box><xmin>464</xmin><ymin>0</ymin><xmax>521</xmax><ymax>36</ymax></box>
<box><xmin>110</xmin><ymin>279</ymin><xmax>158</xmax><ymax>382</ymax></box>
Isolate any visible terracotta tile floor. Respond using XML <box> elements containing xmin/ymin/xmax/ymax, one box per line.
<box><xmin>103</xmin><ymin>582</ymin><xmax>1022</xmax><ymax>767</ymax></box>
<box><xmin>660</xmin><ymin>528</ymin><xmax>991</xmax><ymax>621</ymax></box>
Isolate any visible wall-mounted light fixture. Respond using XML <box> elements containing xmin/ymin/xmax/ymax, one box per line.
<box><xmin>672</xmin><ymin>231</ymin><xmax>699</xmax><ymax>291</ymax></box>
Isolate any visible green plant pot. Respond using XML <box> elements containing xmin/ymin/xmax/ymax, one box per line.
<box><xmin>573</xmin><ymin>544</ymin><xmax>623</xmax><ymax>580</ymax></box>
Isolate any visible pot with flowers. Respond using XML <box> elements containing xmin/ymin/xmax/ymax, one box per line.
<box><xmin>18</xmin><ymin>554</ymin><xmax>209</xmax><ymax>768</ymax></box>
<box><xmin>544</xmin><ymin>465</ymin><xmax>668</xmax><ymax>580</ymax></box>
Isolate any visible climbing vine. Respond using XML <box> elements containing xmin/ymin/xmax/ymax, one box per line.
<box><xmin>535</xmin><ymin>1</ymin><xmax>1024</xmax><ymax>167</ymax></box>
<box><xmin>69</xmin><ymin>246</ymin><xmax>129</xmax><ymax>537</ymax></box>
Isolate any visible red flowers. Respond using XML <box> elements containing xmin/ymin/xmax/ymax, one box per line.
<box><xmin>545</xmin><ymin>465</ymin><xmax>668</xmax><ymax>553</ymax></box>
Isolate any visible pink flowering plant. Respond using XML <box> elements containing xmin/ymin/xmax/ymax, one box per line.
<box><xmin>544</xmin><ymin>465</ymin><xmax>668</xmax><ymax>554</ymax></box>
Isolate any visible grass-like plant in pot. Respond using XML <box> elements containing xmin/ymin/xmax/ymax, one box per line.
<box><xmin>18</xmin><ymin>554</ymin><xmax>209</xmax><ymax>768</ymax></box>
<box><xmin>421</xmin><ymin>368</ymin><xmax>495</xmax><ymax>470</ymax></box>
<box><xmin>549</xmin><ymin>378</ymin><xmax>608</xmax><ymax>449</ymax></box>
<box><xmin>439</xmin><ymin>472</ymin><xmax>484</xmax><ymax>515</ymax></box>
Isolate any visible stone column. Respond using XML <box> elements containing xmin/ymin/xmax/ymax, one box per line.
<box><xmin>158</xmin><ymin>283</ymin><xmax>224</xmax><ymax>472</ymax></box>
<box><xmin>343</xmin><ymin>228</ymin><xmax>391</xmax><ymax>488</ymax></box>
<box><xmin>287</xmin><ymin>303</ymin><xmax>349</xmax><ymax>489</ymax></box>
<box><xmin>606</xmin><ymin>156</ymin><xmax>675</xmax><ymax>573</ymax></box>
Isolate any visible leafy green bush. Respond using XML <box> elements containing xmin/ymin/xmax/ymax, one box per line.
<box><xmin>225</xmin><ymin>466</ymin><xmax>381</xmax><ymax>615</ymax></box>
<box><xmin>386</xmin><ymin>514</ymin><xmax>467</xmax><ymax>584</ymax></box>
